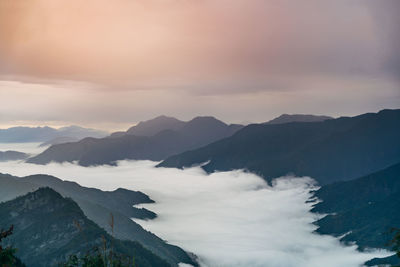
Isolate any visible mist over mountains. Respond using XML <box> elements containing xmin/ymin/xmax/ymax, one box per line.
<box><xmin>26</xmin><ymin>113</ymin><xmax>337</xmax><ymax>166</ymax></box>
<box><xmin>1</xmin><ymin>109</ymin><xmax>400</xmax><ymax>266</ymax></box>
<box><xmin>27</xmin><ymin>116</ymin><xmax>244</xmax><ymax>166</ymax></box>
<box><xmin>0</xmin><ymin>160</ymin><xmax>389</xmax><ymax>267</ymax></box>
<box><xmin>312</xmin><ymin>161</ymin><xmax>400</xmax><ymax>266</ymax></box>
<box><xmin>1</xmin><ymin>1</ymin><xmax>398</xmax><ymax>265</ymax></box>
<box><xmin>0</xmin><ymin>187</ymin><xmax>172</xmax><ymax>267</ymax></box>
<box><xmin>0</xmin><ymin>125</ymin><xmax>108</xmax><ymax>143</ymax></box>
<box><xmin>0</xmin><ymin>150</ymin><xmax>29</xmax><ymax>161</ymax></box>
<box><xmin>0</xmin><ymin>172</ymin><xmax>196</xmax><ymax>266</ymax></box>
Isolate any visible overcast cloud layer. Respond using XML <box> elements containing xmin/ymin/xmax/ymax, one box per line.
<box><xmin>0</xmin><ymin>156</ymin><xmax>390</xmax><ymax>267</ymax></box>
<box><xmin>0</xmin><ymin>0</ymin><xmax>399</xmax><ymax>129</ymax></box>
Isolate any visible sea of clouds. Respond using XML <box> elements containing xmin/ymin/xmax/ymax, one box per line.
<box><xmin>0</xmin><ymin>142</ymin><xmax>47</xmax><ymax>155</ymax></box>
<box><xmin>0</xmin><ymin>143</ymin><xmax>391</xmax><ymax>267</ymax></box>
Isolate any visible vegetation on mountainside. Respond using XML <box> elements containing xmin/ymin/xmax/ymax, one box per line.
<box><xmin>0</xmin><ymin>225</ymin><xmax>25</xmax><ymax>267</ymax></box>
<box><xmin>0</xmin><ymin>174</ymin><xmax>196</xmax><ymax>266</ymax></box>
<box><xmin>390</xmin><ymin>228</ymin><xmax>400</xmax><ymax>266</ymax></box>
<box><xmin>60</xmin><ymin>240</ymin><xmax>136</xmax><ymax>267</ymax></box>
<box><xmin>0</xmin><ymin>188</ymin><xmax>171</xmax><ymax>267</ymax></box>
<box><xmin>314</xmin><ymin>162</ymin><xmax>400</xmax><ymax>250</ymax></box>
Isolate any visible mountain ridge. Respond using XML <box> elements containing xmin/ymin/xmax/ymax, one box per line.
<box><xmin>0</xmin><ymin>187</ymin><xmax>172</xmax><ymax>267</ymax></box>
<box><xmin>0</xmin><ymin>150</ymin><xmax>29</xmax><ymax>161</ymax></box>
<box><xmin>312</xmin><ymin>162</ymin><xmax>400</xmax><ymax>266</ymax></box>
<box><xmin>27</xmin><ymin>116</ymin><xmax>244</xmax><ymax>166</ymax></box>
<box><xmin>158</xmin><ymin>109</ymin><xmax>400</xmax><ymax>185</ymax></box>
<box><xmin>0</xmin><ymin>173</ymin><xmax>197</xmax><ymax>266</ymax></box>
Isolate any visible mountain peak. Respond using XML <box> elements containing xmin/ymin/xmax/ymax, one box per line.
<box><xmin>187</xmin><ymin>116</ymin><xmax>228</xmax><ymax>126</ymax></box>
<box><xmin>265</xmin><ymin>114</ymin><xmax>333</xmax><ymax>124</ymax></box>
<box><xmin>126</xmin><ymin>115</ymin><xmax>185</xmax><ymax>136</ymax></box>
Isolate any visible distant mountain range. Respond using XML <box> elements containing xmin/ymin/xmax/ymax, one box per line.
<box><xmin>159</xmin><ymin>109</ymin><xmax>400</xmax><ymax>185</ymax></box>
<box><xmin>312</xmin><ymin>162</ymin><xmax>400</xmax><ymax>266</ymax></box>
<box><xmin>0</xmin><ymin>188</ymin><xmax>172</xmax><ymax>267</ymax></box>
<box><xmin>26</xmin><ymin>114</ymin><xmax>341</xmax><ymax>166</ymax></box>
<box><xmin>0</xmin><ymin>125</ymin><xmax>108</xmax><ymax>143</ymax></box>
<box><xmin>0</xmin><ymin>150</ymin><xmax>29</xmax><ymax>161</ymax></box>
<box><xmin>0</xmin><ymin>173</ymin><xmax>197</xmax><ymax>266</ymax></box>
<box><xmin>27</xmin><ymin>116</ymin><xmax>244</xmax><ymax>166</ymax></box>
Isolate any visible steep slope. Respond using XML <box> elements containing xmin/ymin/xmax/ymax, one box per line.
<box><xmin>0</xmin><ymin>173</ymin><xmax>197</xmax><ymax>266</ymax></box>
<box><xmin>312</xmin><ymin>162</ymin><xmax>400</xmax><ymax>249</ymax></box>
<box><xmin>159</xmin><ymin>109</ymin><xmax>400</xmax><ymax>185</ymax></box>
<box><xmin>312</xmin><ymin>163</ymin><xmax>400</xmax><ymax>266</ymax></box>
<box><xmin>0</xmin><ymin>151</ymin><xmax>29</xmax><ymax>161</ymax></box>
<box><xmin>27</xmin><ymin>116</ymin><xmax>243</xmax><ymax>166</ymax></box>
<box><xmin>0</xmin><ymin>188</ymin><xmax>170</xmax><ymax>267</ymax></box>
<box><xmin>265</xmin><ymin>114</ymin><xmax>332</xmax><ymax>124</ymax></box>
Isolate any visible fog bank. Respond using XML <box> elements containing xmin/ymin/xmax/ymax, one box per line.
<box><xmin>0</xmin><ymin>142</ymin><xmax>47</xmax><ymax>155</ymax></box>
<box><xmin>0</xmin><ymin>159</ymin><xmax>390</xmax><ymax>266</ymax></box>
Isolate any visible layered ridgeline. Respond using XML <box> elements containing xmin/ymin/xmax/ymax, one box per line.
<box><xmin>0</xmin><ymin>173</ymin><xmax>197</xmax><ymax>267</ymax></box>
<box><xmin>0</xmin><ymin>125</ymin><xmax>108</xmax><ymax>144</ymax></box>
<box><xmin>159</xmin><ymin>109</ymin><xmax>400</xmax><ymax>185</ymax></box>
<box><xmin>0</xmin><ymin>151</ymin><xmax>29</xmax><ymax>161</ymax></box>
<box><xmin>312</xmin><ymin>162</ymin><xmax>400</xmax><ymax>266</ymax></box>
<box><xmin>27</xmin><ymin>116</ymin><xmax>243</xmax><ymax>166</ymax></box>
<box><xmin>0</xmin><ymin>188</ymin><xmax>171</xmax><ymax>267</ymax></box>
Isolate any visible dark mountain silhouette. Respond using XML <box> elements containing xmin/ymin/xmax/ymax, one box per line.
<box><xmin>0</xmin><ymin>173</ymin><xmax>197</xmax><ymax>266</ymax></box>
<box><xmin>265</xmin><ymin>114</ymin><xmax>332</xmax><ymax>124</ymax></box>
<box><xmin>159</xmin><ymin>109</ymin><xmax>400</xmax><ymax>185</ymax></box>
<box><xmin>27</xmin><ymin>116</ymin><xmax>243</xmax><ymax>166</ymax></box>
<box><xmin>0</xmin><ymin>125</ymin><xmax>107</xmax><ymax>143</ymax></box>
<box><xmin>0</xmin><ymin>188</ymin><xmax>171</xmax><ymax>267</ymax></box>
<box><xmin>126</xmin><ymin>115</ymin><xmax>185</xmax><ymax>136</ymax></box>
<box><xmin>312</xmin><ymin>162</ymin><xmax>400</xmax><ymax>266</ymax></box>
<box><xmin>0</xmin><ymin>150</ymin><xmax>29</xmax><ymax>161</ymax></box>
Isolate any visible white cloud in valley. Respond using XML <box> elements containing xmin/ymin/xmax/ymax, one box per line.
<box><xmin>0</xmin><ymin>155</ymin><xmax>390</xmax><ymax>267</ymax></box>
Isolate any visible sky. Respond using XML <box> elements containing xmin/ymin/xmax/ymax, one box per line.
<box><xmin>0</xmin><ymin>0</ymin><xmax>399</xmax><ymax>131</ymax></box>
<box><xmin>0</xmin><ymin>158</ymin><xmax>391</xmax><ymax>267</ymax></box>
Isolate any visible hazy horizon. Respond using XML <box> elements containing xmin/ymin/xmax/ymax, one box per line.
<box><xmin>1</xmin><ymin>0</ymin><xmax>399</xmax><ymax>131</ymax></box>
<box><xmin>0</xmin><ymin>108</ymin><xmax>397</xmax><ymax>132</ymax></box>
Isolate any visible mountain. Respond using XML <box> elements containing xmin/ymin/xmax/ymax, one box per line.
<box><xmin>159</xmin><ymin>109</ymin><xmax>400</xmax><ymax>185</ymax></box>
<box><xmin>27</xmin><ymin>116</ymin><xmax>244</xmax><ymax>166</ymax></box>
<box><xmin>39</xmin><ymin>136</ymin><xmax>79</xmax><ymax>147</ymax></box>
<box><xmin>312</xmin><ymin>162</ymin><xmax>400</xmax><ymax>248</ymax></box>
<box><xmin>265</xmin><ymin>114</ymin><xmax>332</xmax><ymax>124</ymax></box>
<box><xmin>0</xmin><ymin>188</ymin><xmax>171</xmax><ymax>267</ymax></box>
<box><xmin>0</xmin><ymin>125</ymin><xmax>108</xmax><ymax>143</ymax></box>
<box><xmin>0</xmin><ymin>173</ymin><xmax>197</xmax><ymax>266</ymax></box>
<box><xmin>312</xmin><ymin>162</ymin><xmax>400</xmax><ymax>266</ymax></box>
<box><xmin>126</xmin><ymin>115</ymin><xmax>185</xmax><ymax>136</ymax></box>
<box><xmin>0</xmin><ymin>173</ymin><xmax>156</xmax><ymax>220</ymax></box>
<box><xmin>0</xmin><ymin>150</ymin><xmax>29</xmax><ymax>161</ymax></box>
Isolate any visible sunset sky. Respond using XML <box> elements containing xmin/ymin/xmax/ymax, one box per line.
<box><xmin>0</xmin><ymin>0</ymin><xmax>399</xmax><ymax>131</ymax></box>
